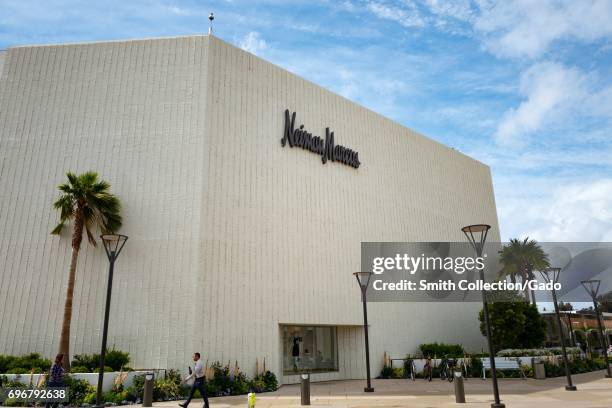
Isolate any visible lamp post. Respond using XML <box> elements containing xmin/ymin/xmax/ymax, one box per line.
<box><xmin>540</xmin><ymin>268</ymin><xmax>576</xmax><ymax>390</ymax></box>
<box><xmin>580</xmin><ymin>280</ymin><xmax>612</xmax><ymax>378</ymax></box>
<box><xmin>462</xmin><ymin>224</ymin><xmax>504</xmax><ymax>408</ymax></box>
<box><xmin>96</xmin><ymin>234</ymin><xmax>128</xmax><ymax>407</ymax></box>
<box><xmin>354</xmin><ymin>272</ymin><xmax>374</xmax><ymax>392</ymax></box>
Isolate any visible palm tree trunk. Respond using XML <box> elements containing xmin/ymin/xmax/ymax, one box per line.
<box><xmin>58</xmin><ymin>209</ymin><xmax>84</xmax><ymax>369</ymax></box>
<box><xmin>528</xmin><ymin>267</ymin><xmax>537</xmax><ymax>305</ymax></box>
<box><xmin>521</xmin><ymin>272</ymin><xmax>530</xmax><ymax>302</ymax></box>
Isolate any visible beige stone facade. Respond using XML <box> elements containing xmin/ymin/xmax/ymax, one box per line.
<box><xmin>0</xmin><ymin>35</ymin><xmax>499</xmax><ymax>383</ymax></box>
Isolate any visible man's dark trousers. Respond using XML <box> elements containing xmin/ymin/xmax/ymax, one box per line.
<box><xmin>185</xmin><ymin>377</ymin><xmax>209</xmax><ymax>408</ymax></box>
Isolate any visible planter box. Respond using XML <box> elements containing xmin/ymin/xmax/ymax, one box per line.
<box><xmin>2</xmin><ymin>370</ymin><xmax>158</xmax><ymax>392</ymax></box>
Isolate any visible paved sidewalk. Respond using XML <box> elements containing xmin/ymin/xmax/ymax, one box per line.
<box><xmin>155</xmin><ymin>370</ymin><xmax>612</xmax><ymax>408</ymax></box>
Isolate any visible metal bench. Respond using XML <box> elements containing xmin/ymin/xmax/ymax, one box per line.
<box><xmin>481</xmin><ymin>358</ymin><xmax>526</xmax><ymax>379</ymax></box>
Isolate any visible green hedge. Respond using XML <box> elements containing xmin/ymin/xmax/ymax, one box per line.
<box><xmin>72</xmin><ymin>348</ymin><xmax>130</xmax><ymax>372</ymax></box>
<box><xmin>0</xmin><ymin>353</ymin><xmax>51</xmax><ymax>374</ymax></box>
<box><xmin>419</xmin><ymin>343</ymin><xmax>465</xmax><ymax>358</ymax></box>
<box><xmin>0</xmin><ymin>350</ymin><xmax>131</xmax><ymax>374</ymax></box>
<box><xmin>544</xmin><ymin>357</ymin><xmax>607</xmax><ymax>377</ymax></box>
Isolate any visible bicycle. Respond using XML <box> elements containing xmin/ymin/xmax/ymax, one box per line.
<box><xmin>439</xmin><ymin>355</ymin><xmax>456</xmax><ymax>382</ymax></box>
<box><xmin>457</xmin><ymin>357</ymin><xmax>469</xmax><ymax>380</ymax></box>
<box><xmin>403</xmin><ymin>358</ymin><xmax>417</xmax><ymax>381</ymax></box>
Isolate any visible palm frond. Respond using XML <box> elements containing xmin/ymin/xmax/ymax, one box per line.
<box><xmin>80</xmin><ymin>171</ymin><xmax>99</xmax><ymax>187</ymax></box>
<box><xmin>66</xmin><ymin>172</ymin><xmax>79</xmax><ymax>187</ymax></box>
<box><xmin>51</xmin><ymin>222</ymin><xmax>65</xmax><ymax>235</ymax></box>
<box><xmin>85</xmin><ymin>223</ymin><xmax>97</xmax><ymax>246</ymax></box>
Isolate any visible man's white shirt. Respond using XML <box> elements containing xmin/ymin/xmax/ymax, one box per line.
<box><xmin>185</xmin><ymin>359</ymin><xmax>204</xmax><ymax>382</ymax></box>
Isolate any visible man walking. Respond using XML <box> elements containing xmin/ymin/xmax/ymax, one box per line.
<box><xmin>180</xmin><ymin>353</ymin><xmax>209</xmax><ymax>408</ymax></box>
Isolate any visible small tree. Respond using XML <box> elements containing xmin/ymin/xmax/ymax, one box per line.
<box><xmin>479</xmin><ymin>292</ymin><xmax>547</xmax><ymax>350</ymax></box>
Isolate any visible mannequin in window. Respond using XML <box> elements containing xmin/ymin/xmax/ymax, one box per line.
<box><xmin>292</xmin><ymin>336</ymin><xmax>301</xmax><ymax>372</ymax></box>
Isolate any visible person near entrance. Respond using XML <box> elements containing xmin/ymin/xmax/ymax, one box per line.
<box><xmin>180</xmin><ymin>353</ymin><xmax>209</xmax><ymax>408</ymax></box>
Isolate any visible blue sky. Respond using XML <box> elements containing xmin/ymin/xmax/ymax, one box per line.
<box><xmin>2</xmin><ymin>0</ymin><xmax>612</xmax><ymax>242</ymax></box>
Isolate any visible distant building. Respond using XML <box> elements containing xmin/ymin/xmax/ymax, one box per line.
<box><xmin>542</xmin><ymin>311</ymin><xmax>612</xmax><ymax>349</ymax></box>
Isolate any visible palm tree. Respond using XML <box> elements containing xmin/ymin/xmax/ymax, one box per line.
<box><xmin>51</xmin><ymin>171</ymin><xmax>122</xmax><ymax>368</ymax></box>
<box><xmin>498</xmin><ymin>238</ymin><xmax>550</xmax><ymax>304</ymax></box>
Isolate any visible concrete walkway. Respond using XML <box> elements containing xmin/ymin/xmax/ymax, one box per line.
<box><xmin>154</xmin><ymin>370</ymin><xmax>612</xmax><ymax>407</ymax></box>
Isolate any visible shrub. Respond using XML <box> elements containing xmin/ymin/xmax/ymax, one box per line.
<box><xmin>153</xmin><ymin>377</ymin><xmax>182</xmax><ymax>401</ymax></box>
<box><xmin>69</xmin><ymin>365</ymin><xmax>89</xmax><ymax>373</ymax></box>
<box><xmin>0</xmin><ymin>356</ymin><xmax>17</xmax><ymax>374</ymax></box>
<box><xmin>126</xmin><ymin>362</ymin><xmax>276</xmax><ymax>402</ymax></box>
<box><xmin>230</xmin><ymin>373</ymin><xmax>250</xmax><ymax>395</ymax></box>
<box><xmin>0</xmin><ymin>375</ymin><xmax>26</xmax><ymax>388</ymax></box>
<box><xmin>83</xmin><ymin>392</ymin><xmax>97</xmax><ymax>405</ymax></box>
<box><xmin>0</xmin><ymin>377</ymin><xmax>27</xmax><ymax>407</ymax></box>
<box><xmin>468</xmin><ymin>357</ymin><xmax>483</xmax><ymax>378</ymax></box>
<box><xmin>392</xmin><ymin>368</ymin><xmax>404</xmax><ymax>378</ymax></box>
<box><xmin>105</xmin><ymin>349</ymin><xmax>131</xmax><ymax>371</ymax></box>
<box><xmin>93</xmin><ymin>366</ymin><xmax>114</xmax><ymax>373</ymax></box>
<box><xmin>6</xmin><ymin>368</ymin><xmax>28</xmax><ymax>374</ymax></box>
<box><xmin>379</xmin><ymin>365</ymin><xmax>394</xmax><ymax>379</ymax></box>
<box><xmin>65</xmin><ymin>374</ymin><xmax>95</xmax><ymax>406</ymax></box>
<box><xmin>2</xmin><ymin>398</ymin><xmax>22</xmax><ymax>407</ymax></box>
<box><xmin>543</xmin><ymin>357</ymin><xmax>608</xmax><ymax>377</ymax></box>
<box><xmin>206</xmin><ymin>361</ymin><xmax>232</xmax><ymax>396</ymax></box>
<box><xmin>126</xmin><ymin>373</ymin><xmax>146</xmax><ymax>400</ymax></box>
<box><xmin>261</xmin><ymin>370</ymin><xmax>278</xmax><ymax>391</ymax></box>
<box><xmin>497</xmin><ymin>347</ymin><xmax>580</xmax><ymax>357</ymax></box>
<box><xmin>166</xmin><ymin>369</ymin><xmax>182</xmax><ymax>384</ymax></box>
<box><xmin>72</xmin><ymin>348</ymin><xmax>130</xmax><ymax>372</ymax></box>
<box><xmin>419</xmin><ymin>343</ymin><xmax>464</xmax><ymax>358</ymax></box>
<box><xmin>521</xmin><ymin>364</ymin><xmax>533</xmax><ymax>378</ymax></box>
<box><xmin>103</xmin><ymin>389</ymin><xmax>131</xmax><ymax>404</ymax></box>
<box><xmin>249</xmin><ymin>370</ymin><xmax>278</xmax><ymax>393</ymax></box>
<box><xmin>249</xmin><ymin>378</ymin><xmax>266</xmax><ymax>393</ymax></box>
<box><xmin>71</xmin><ymin>353</ymin><xmax>99</xmax><ymax>372</ymax></box>
<box><xmin>0</xmin><ymin>353</ymin><xmax>51</xmax><ymax>374</ymax></box>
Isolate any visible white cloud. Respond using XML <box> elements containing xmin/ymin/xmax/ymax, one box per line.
<box><xmin>498</xmin><ymin>179</ymin><xmax>612</xmax><ymax>242</ymax></box>
<box><xmin>367</xmin><ymin>1</ymin><xmax>425</xmax><ymax>28</ymax></box>
<box><xmin>494</xmin><ymin>62</ymin><xmax>587</xmax><ymax>146</ymax></box>
<box><xmin>474</xmin><ymin>0</ymin><xmax>612</xmax><ymax>59</ymax></box>
<box><xmin>423</xmin><ymin>0</ymin><xmax>475</xmax><ymax>22</ymax></box>
<box><xmin>167</xmin><ymin>5</ymin><xmax>189</xmax><ymax>16</ymax></box>
<box><xmin>238</xmin><ymin>31</ymin><xmax>267</xmax><ymax>55</ymax></box>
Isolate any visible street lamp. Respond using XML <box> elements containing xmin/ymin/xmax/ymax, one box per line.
<box><xmin>354</xmin><ymin>272</ymin><xmax>374</xmax><ymax>392</ymax></box>
<box><xmin>96</xmin><ymin>234</ymin><xmax>128</xmax><ymax>407</ymax></box>
<box><xmin>540</xmin><ymin>268</ymin><xmax>576</xmax><ymax>390</ymax></box>
<box><xmin>462</xmin><ymin>224</ymin><xmax>505</xmax><ymax>408</ymax></box>
<box><xmin>580</xmin><ymin>280</ymin><xmax>612</xmax><ymax>378</ymax></box>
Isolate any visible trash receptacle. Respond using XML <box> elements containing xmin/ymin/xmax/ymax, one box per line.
<box><xmin>454</xmin><ymin>370</ymin><xmax>465</xmax><ymax>403</ymax></box>
<box><xmin>142</xmin><ymin>372</ymin><xmax>154</xmax><ymax>407</ymax></box>
<box><xmin>533</xmin><ymin>361</ymin><xmax>545</xmax><ymax>379</ymax></box>
<box><xmin>300</xmin><ymin>373</ymin><xmax>310</xmax><ymax>406</ymax></box>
